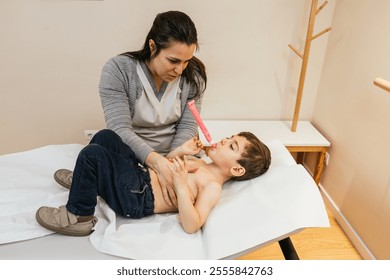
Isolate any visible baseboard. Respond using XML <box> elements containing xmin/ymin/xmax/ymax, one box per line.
<box><xmin>318</xmin><ymin>184</ymin><xmax>376</xmax><ymax>260</ymax></box>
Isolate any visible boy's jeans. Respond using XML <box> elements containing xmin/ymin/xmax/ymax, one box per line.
<box><xmin>66</xmin><ymin>129</ymin><xmax>154</xmax><ymax>218</ymax></box>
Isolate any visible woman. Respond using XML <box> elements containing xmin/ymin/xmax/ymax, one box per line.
<box><xmin>56</xmin><ymin>11</ymin><xmax>207</xmax><ymax>207</ymax></box>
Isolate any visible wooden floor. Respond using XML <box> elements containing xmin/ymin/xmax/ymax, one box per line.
<box><xmin>237</xmin><ymin>209</ymin><xmax>362</xmax><ymax>260</ymax></box>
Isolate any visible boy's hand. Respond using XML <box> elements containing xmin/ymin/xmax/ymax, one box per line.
<box><xmin>178</xmin><ymin>137</ymin><xmax>203</xmax><ymax>156</ymax></box>
<box><xmin>169</xmin><ymin>156</ymin><xmax>189</xmax><ymax>193</ymax></box>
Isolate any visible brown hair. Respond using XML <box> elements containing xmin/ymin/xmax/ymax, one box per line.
<box><xmin>232</xmin><ymin>132</ymin><xmax>271</xmax><ymax>181</ymax></box>
<box><xmin>121</xmin><ymin>11</ymin><xmax>207</xmax><ymax>98</ymax></box>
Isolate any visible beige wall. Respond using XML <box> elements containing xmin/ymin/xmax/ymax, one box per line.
<box><xmin>5</xmin><ymin>0</ymin><xmax>388</xmax><ymax>260</ymax></box>
<box><xmin>16</xmin><ymin>0</ymin><xmax>390</xmax><ymax>259</ymax></box>
<box><xmin>3</xmin><ymin>0</ymin><xmax>388</xmax><ymax>260</ymax></box>
<box><xmin>312</xmin><ymin>0</ymin><xmax>390</xmax><ymax>259</ymax></box>
<box><xmin>0</xmin><ymin>0</ymin><xmax>333</xmax><ymax>154</ymax></box>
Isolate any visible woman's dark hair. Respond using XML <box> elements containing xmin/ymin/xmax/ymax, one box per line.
<box><xmin>121</xmin><ymin>11</ymin><xmax>207</xmax><ymax>98</ymax></box>
<box><xmin>231</xmin><ymin>132</ymin><xmax>272</xmax><ymax>181</ymax></box>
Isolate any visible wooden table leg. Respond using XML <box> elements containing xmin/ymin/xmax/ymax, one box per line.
<box><xmin>313</xmin><ymin>148</ymin><xmax>327</xmax><ymax>185</ymax></box>
<box><xmin>296</xmin><ymin>152</ymin><xmax>304</xmax><ymax>164</ymax></box>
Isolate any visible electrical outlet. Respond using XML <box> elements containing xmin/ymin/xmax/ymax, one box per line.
<box><xmin>325</xmin><ymin>152</ymin><xmax>330</xmax><ymax>166</ymax></box>
<box><xmin>84</xmin><ymin>130</ymin><xmax>98</xmax><ymax>140</ymax></box>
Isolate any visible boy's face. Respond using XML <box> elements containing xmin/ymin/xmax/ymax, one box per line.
<box><xmin>208</xmin><ymin>134</ymin><xmax>249</xmax><ymax>167</ymax></box>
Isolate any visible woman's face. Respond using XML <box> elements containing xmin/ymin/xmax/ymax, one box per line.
<box><xmin>148</xmin><ymin>40</ymin><xmax>197</xmax><ymax>82</ymax></box>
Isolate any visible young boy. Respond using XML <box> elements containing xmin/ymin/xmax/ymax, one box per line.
<box><xmin>36</xmin><ymin>129</ymin><xmax>271</xmax><ymax>235</ymax></box>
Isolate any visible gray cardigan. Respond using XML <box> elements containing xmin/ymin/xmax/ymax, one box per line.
<box><xmin>99</xmin><ymin>55</ymin><xmax>204</xmax><ymax>164</ymax></box>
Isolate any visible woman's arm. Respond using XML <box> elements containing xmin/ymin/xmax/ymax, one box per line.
<box><xmin>99</xmin><ymin>56</ymin><xmax>154</xmax><ymax>164</ymax></box>
<box><xmin>99</xmin><ymin>57</ymin><xmax>181</xmax><ymax>206</ymax></box>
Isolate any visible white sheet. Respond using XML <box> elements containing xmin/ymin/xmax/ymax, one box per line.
<box><xmin>0</xmin><ymin>144</ymin><xmax>81</xmax><ymax>244</ymax></box>
<box><xmin>0</xmin><ymin>140</ymin><xmax>329</xmax><ymax>259</ymax></box>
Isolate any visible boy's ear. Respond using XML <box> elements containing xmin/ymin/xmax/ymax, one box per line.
<box><xmin>230</xmin><ymin>165</ymin><xmax>246</xmax><ymax>178</ymax></box>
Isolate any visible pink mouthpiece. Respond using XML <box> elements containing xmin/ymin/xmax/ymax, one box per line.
<box><xmin>187</xmin><ymin>100</ymin><xmax>215</xmax><ymax>147</ymax></box>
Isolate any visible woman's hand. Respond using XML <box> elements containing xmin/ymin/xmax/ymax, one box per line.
<box><xmin>145</xmin><ymin>152</ymin><xmax>177</xmax><ymax>207</ymax></box>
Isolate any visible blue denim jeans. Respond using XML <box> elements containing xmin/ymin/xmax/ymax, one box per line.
<box><xmin>66</xmin><ymin>129</ymin><xmax>154</xmax><ymax>218</ymax></box>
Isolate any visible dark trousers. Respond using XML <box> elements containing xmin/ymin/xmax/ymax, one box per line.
<box><xmin>66</xmin><ymin>129</ymin><xmax>154</xmax><ymax>218</ymax></box>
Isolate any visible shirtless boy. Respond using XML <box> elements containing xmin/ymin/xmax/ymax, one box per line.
<box><xmin>36</xmin><ymin>129</ymin><xmax>271</xmax><ymax>235</ymax></box>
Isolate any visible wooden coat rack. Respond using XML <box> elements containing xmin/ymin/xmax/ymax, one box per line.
<box><xmin>289</xmin><ymin>0</ymin><xmax>332</xmax><ymax>132</ymax></box>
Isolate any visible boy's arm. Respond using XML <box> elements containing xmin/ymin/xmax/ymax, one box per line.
<box><xmin>170</xmin><ymin>156</ymin><xmax>221</xmax><ymax>234</ymax></box>
<box><xmin>176</xmin><ymin>182</ymin><xmax>221</xmax><ymax>234</ymax></box>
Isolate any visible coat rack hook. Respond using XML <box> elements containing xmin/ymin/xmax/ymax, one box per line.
<box><xmin>373</xmin><ymin>77</ymin><xmax>390</xmax><ymax>92</ymax></box>
<box><xmin>316</xmin><ymin>1</ymin><xmax>328</xmax><ymax>15</ymax></box>
<box><xmin>288</xmin><ymin>43</ymin><xmax>303</xmax><ymax>59</ymax></box>
<box><xmin>312</xmin><ymin>26</ymin><xmax>332</xmax><ymax>40</ymax></box>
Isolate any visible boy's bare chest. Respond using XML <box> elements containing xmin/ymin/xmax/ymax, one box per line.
<box><xmin>187</xmin><ymin>169</ymin><xmax>213</xmax><ymax>203</ymax></box>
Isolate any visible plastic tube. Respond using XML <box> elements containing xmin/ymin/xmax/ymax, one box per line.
<box><xmin>187</xmin><ymin>100</ymin><xmax>216</xmax><ymax>148</ymax></box>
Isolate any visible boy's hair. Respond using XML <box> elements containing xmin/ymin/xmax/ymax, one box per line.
<box><xmin>232</xmin><ymin>132</ymin><xmax>271</xmax><ymax>181</ymax></box>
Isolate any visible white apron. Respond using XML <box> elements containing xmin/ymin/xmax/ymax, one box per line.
<box><xmin>133</xmin><ymin>62</ymin><xmax>182</xmax><ymax>155</ymax></box>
